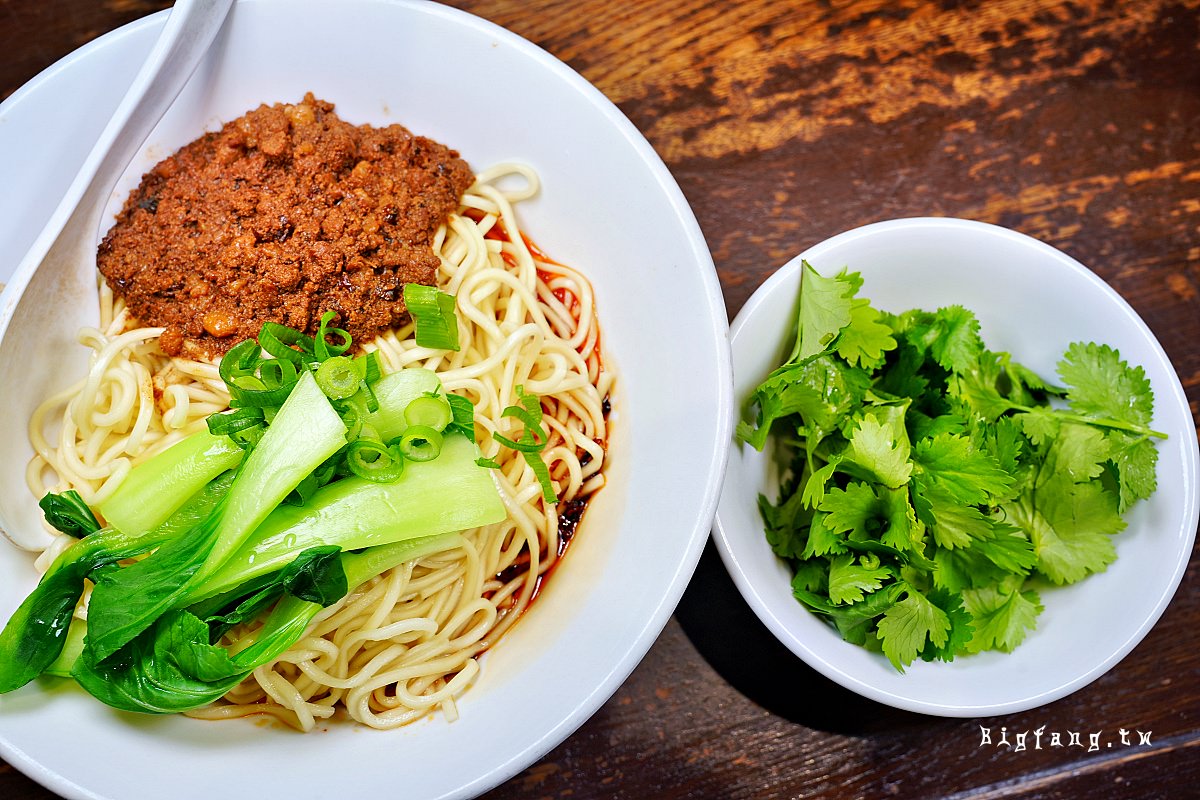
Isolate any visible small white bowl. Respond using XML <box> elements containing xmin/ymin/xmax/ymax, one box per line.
<box><xmin>714</xmin><ymin>217</ymin><xmax>1199</xmax><ymax>717</ymax></box>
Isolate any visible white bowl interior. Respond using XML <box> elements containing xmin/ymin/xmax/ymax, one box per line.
<box><xmin>715</xmin><ymin>217</ymin><xmax>1198</xmax><ymax>716</ymax></box>
<box><xmin>0</xmin><ymin>2</ymin><xmax>731</xmax><ymax>799</ymax></box>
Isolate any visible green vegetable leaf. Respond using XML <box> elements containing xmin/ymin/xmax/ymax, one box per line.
<box><xmin>1013</xmin><ymin>409</ymin><xmax>1059</xmax><ymax>448</ymax></box>
<box><xmin>913</xmin><ymin>432</ymin><xmax>1013</xmax><ymax>505</ymax></box>
<box><xmin>790</xmin><ymin>262</ymin><xmax>860</xmax><ymax>363</ymax></box>
<box><xmin>493</xmin><ymin>386</ymin><xmax>557</xmax><ymax>505</ymax></box>
<box><xmin>920</xmin><ymin>588</ymin><xmax>975</xmax><ymax>662</ymax></box>
<box><xmin>913</xmin><ymin>479</ymin><xmax>994</xmax><ymax>549</ymax></box>
<box><xmin>759</xmin><ymin>489</ymin><xmax>809</xmax><ymax>560</ymax></box>
<box><xmin>819</xmin><ymin>482</ymin><xmax>881</xmax><ymax>539</ymax></box>
<box><xmin>949</xmin><ymin>368</ymin><xmax>1014</xmax><ymax>422</ymax></box>
<box><xmin>208</xmin><ymin>546</ymin><xmax>347</xmax><ymax>634</ymax></box>
<box><xmin>444</xmin><ymin>392</ymin><xmax>478</xmax><ymax>441</ymax></box>
<box><xmin>877</xmin><ymin>586</ymin><xmax>951</xmax><ymax>671</ymax></box>
<box><xmin>1106</xmin><ymin>431</ymin><xmax>1159</xmax><ymax>512</ymax></box>
<box><xmin>38</xmin><ymin>490</ymin><xmax>101</xmax><ymax>538</ymax></box>
<box><xmin>927</xmin><ymin>306</ymin><xmax>984</xmax><ymax>373</ymax></box>
<box><xmin>0</xmin><ymin>564</ymin><xmax>92</xmax><ymax>692</ymax></box>
<box><xmin>969</xmin><ymin>522</ymin><xmax>1038</xmax><ymax>574</ymax></box>
<box><xmin>790</xmin><ymin>560</ymin><xmax>828</xmax><ymax>594</ymax></box>
<box><xmin>1037</xmin><ymin>423</ymin><xmax>1110</xmax><ymax>485</ymax></box>
<box><xmin>802</xmin><ymin>511</ymin><xmax>847</xmax><ymax>559</ymax></box>
<box><xmin>1058</xmin><ymin>342</ymin><xmax>1154</xmax><ymax>428</ymax></box>
<box><xmin>845</xmin><ymin>407</ymin><xmax>913</xmax><ymax>488</ymax></box>
<box><xmin>878</xmin><ymin>485</ymin><xmax>923</xmax><ymax>553</ymax></box>
<box><xmin>825</xmin><ymin>582</ymin><xmax>905</xmax><ymax>645</ymax></box>
<box><xmin>1016</xmin><ymin>474</ymin><xmax>1124</xmax><ymax>584</ymax></box>
<box><xmin>801</xmin><ymin>460</ymin><xmax>839</xmax><ymax>510</ymax></box>
<box><xmin>827</xmin><ymin>553</ymin><xmax>892</xmax><ymax>605</ymax></box>
<box><xmin>962</xmin><ymin>584</ymin><xmax>1044</xmax><ymax>653</ymax></box>
<box><xmin>835</xmin><ymin>299</ymin><xmax>897</xmax><ymax>369</ymax></box>
<box><xmin>737</xmin><ymin>354</ymin><xmax>869</xmax><ymax>451</ymax></box>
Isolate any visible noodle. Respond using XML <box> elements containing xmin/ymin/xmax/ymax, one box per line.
<box><xmin>23</xmin><ymin>164</ymin><xmax>611</xmax><ymax>731</ymax></box>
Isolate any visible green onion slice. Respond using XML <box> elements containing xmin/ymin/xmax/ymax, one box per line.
<box><xmin>397</xmin><ymin>425</ymin><xmax>443</xmax><ymax>462</ymax></box>
<box><xmin>404</xmin><ymin>284</ymin><xmax>460</xmax><ymax>351</ymax></box>
<box><xmin>345</xmin><ymin>440</ymin><xmax>405</xmax><ymax>483</ymax></box>
<box><xmin>355</xmin><ymin>351</ymin><xmax>383</xmax><ymax>385</ymax></box>
<box><xmin>206</xmin><ymin>407</ymin><xmax>265</xmax><ymax>437</ymax></box>
<box><xmin>404</xmin><ymin>395</ymin><xmax>452</xmax><ymax>432</ymax></box>
<box><xmin>258</xmin><ymin>322</ymin><xmax>315</xmax><ymax>365</ymax></box>
<box><xmin>219</xmin><ymin>339</ymin><xmax>261</xmax><ymax>382</ymax></box>
<box><xmin>492</xmin><ymin>387</ymin><xmax>557</xmax><ymax>504</ymax></box>
<box><xmin>315</xmin><ymin>310</ymin><xmax>351</xmax><ymax>361</ymax></box>
<box><xmin>315</xmin><ymin>357</ymin><xmax>361</xmax><ymax>400</ymax></box>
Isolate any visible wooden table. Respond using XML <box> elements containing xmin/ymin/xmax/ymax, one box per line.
<box><xmin>2</xmin><ymin>1</ymin><xmax>1198</xmax><ymax>798</ymax></box>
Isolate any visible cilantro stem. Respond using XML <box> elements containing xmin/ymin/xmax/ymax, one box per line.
<box><xmin>1009</xmin><ymin>405</ymin><xmax>1167</xmax><ymax>439</ymax></box>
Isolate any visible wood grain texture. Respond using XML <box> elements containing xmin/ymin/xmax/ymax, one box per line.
<box><xmin>1</xmin><ymin>1</ymin><xmax>1198</xmax><ymax>799</ymax></box>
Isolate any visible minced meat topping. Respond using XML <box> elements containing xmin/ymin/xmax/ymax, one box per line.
<box><xmin>97</xmin><ymin>93</ymin><xmax>475</xmax><ymax>358</ymax></box>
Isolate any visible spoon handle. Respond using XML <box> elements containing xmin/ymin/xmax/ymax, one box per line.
<box><xmin>79</xmin><ymin>0</ymin><xmax>236</xmax><ymax>222</ymax></box>
<box><xmin>0</xmin><ymin>0</ymin><xmax>234</xmax><ymax>551</ymax></box>
<box><xmin>7</xmin><ymin>0</ymin><xmax>235</xmax><ymax>294</ymax></box>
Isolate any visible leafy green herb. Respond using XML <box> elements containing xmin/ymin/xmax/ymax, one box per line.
<box><xmin>738</xmin><ymin>261</ymin><xmax>1164</xmax><ymax>671</ymax></box>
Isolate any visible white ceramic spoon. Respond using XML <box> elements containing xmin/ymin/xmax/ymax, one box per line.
<box><xmin>0</xmin><ymin>0</ymin><xmax>234</xmax><ymax>549</ymax></box>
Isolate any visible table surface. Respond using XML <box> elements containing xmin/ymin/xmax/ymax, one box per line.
<box><xmin>1</xmin><ymin>1</ymin><xmax>1198</xmax><ymax>798</ymax></box>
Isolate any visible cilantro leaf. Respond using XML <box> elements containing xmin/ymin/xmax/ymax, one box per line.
<box><xmin>819</xmin><ymin>482</ymin><xmax>881</xmax><ymax>539</ymax></box>
<box><xmin>835</xmin><ymin>299</ymin><xmax>897</xmax><ymax>369</ymax></box>
<box><xmin>927</xmin><ymin>306</ymin><xmax>984</xmax><ymax>373</ymax></box>
<box><xmin>969</xmin><ymin>521</ymin><xmax>1038</xmax><ymax>574</ymax></box>
<box><xmin>1037</xmin><ymin>423</ymin><xmax>1110</xmax><ymax>484</ymax></box>
<box><xmin>962</xmin><ymin>584</ymin><xmax>1044</xmax><ymax>653</ymax></box>
<box><xmin>801</xmin><ymin>460</ymin><xmax>839</xmax><ymax>509</ymax></box>
<box><xmin>789</xmin><ymin>262</ymin><xmax>861</xmax><ymax>363</ymax></box>
<box><xmin>740</xmin><ymin>273</ymin><xmax>1164</xmax><ymax>672</ymax></box>
<box><xmin>932</xmin><ymin>544</ymin><xmax>1011</xmax><ymax>593</ymax></box>
<box><xmin>913</xmin><ymin>432</ymin><xmax>1014</xmax><ymax>505</ymax></box>
<box><xmin>877</xmin><ymin>586</ymin><xmax>951</xmax><ymax>671</ymax></box>
<box><xmin>791</xmin><ymin>560</ymin><xmax>828</xmax><ymax>594</ymax></box>
<box><xmin>1106</xmin><ymin>431</ymin><xmax>1159</xmax><ymax>512</ymax></box>
<box><xmin>920</xmin><ymin>588</ymin><xmax>975</xmax><ymax>662</ymax></box>
<box><xmin>950</xmin><ymin>367</ymin><xmax>1015</xmax><ymax>422</ymax></box>
<box><xmin>757</xmin><ymin>490</ymin><xmax>808</xmax><ymax>560</ymax></box>
<box><xmin>1013</xmin><ymin>409</ymin><xmax>1059</xmax><ymax>448</ymax></box>
<box><xmin>1058</xmin><ymin>342</ymin><xmax>1154</xmax><ymax>429</ymax></box>
<box><xmin>878</xmin><ymin>485</ymin><xmax>924</xmax><ymax>553</ymax></box>
<box><xmin>845</xmin><ymin>406</ymin><xmax>912</xmax><ymax>488</ymax></box>
<box><xmin>826</xmin><ymin>583</ymin><xmax>905</xmax><ymax>645</ymax></box>
<box><xmin>801</xmin><ymin>511</ymin><xmax>847</xmax><ymax>559</ymax></box>
<box><xmin>827</xmin><ymin>553</ymin><xmax>892</xmax><ymax>605</ymax></box>
<box><xmin>1014</xmin><ymin>474</ymin><xmax>1124</xmax><ymax>584</ymax></box>
<box><xmin>912</xmin><ymin>479</ymin><xmax>994</xmax><ymax>549</ymax></box>
<box><xmin>737</xmin><ymin>354</ymin><xmax>870</xmax><ymax>451</ymax></box>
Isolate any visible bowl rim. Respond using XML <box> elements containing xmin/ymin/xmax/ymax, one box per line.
<box><xmin>713</xmin><ymin>215</ymin><xmax>1199</xmax><ymax>717</ymax></box>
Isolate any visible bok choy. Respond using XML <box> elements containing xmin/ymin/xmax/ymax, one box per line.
<box><xmin>0</xmin><ymin>312</ymin><xmax>505</xmax><ymax>714</ymax></box>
